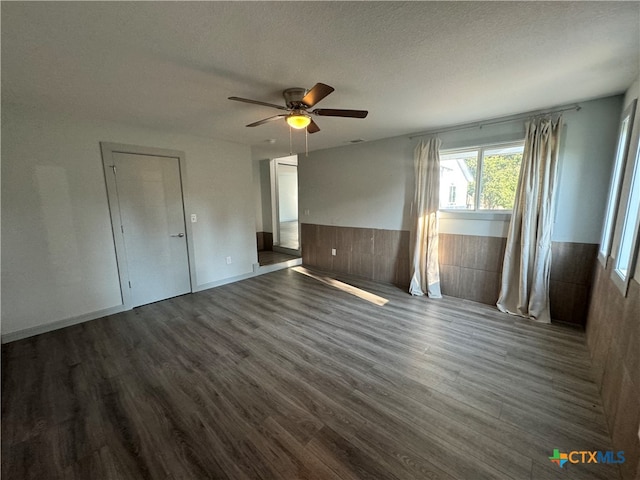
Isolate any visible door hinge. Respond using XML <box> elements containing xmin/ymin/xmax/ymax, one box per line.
<box><xmin>128</xmin><ymin>281</ymin><xmax>131</xmax><ymax>289</ymax></box>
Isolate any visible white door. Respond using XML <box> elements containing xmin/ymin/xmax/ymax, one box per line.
<box><xmin>113</xmin><ymin>152</ymin><xmax>191</xmax><ymax>307</ymax></box>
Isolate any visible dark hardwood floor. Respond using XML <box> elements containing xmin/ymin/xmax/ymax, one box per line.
<box><xmin>2</xmin><ymin>268</ymin><xmax>619</xmax><ymax>479</ymax></box>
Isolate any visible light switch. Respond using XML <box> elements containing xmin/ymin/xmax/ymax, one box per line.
<box><xmin>331</xmin><ymin>248</ymin><xmax>336</xmax><ymax>256</ymax></box>
<box><xmin>190</xmin><ymin>214</ymin><xmax>197</xmax><ymax>223</ymax></box>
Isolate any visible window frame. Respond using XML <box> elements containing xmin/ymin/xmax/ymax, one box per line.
<box><xmin>598</xmin><ymin>99</ymin><xmax>637</xmax><ymax>267</ymax></box>
<box><xmin>438</xmin><ymin>140</ymin><xmax>525</xmax><ymax>216</ymax></box>
<box><xmin>611</xmin><ymin>137</ymin><xmax>640</xmax><ymax>296</ymax></box>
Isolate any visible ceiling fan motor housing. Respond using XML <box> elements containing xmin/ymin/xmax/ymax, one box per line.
<box><xmin>283</xmin><ymin>87</ymin><xmax>308</xmax><ymax>109</ymax></box>
<box><xmin>229</xmin><ymin>83</ymin><xmax>367</xmax><ymax>133</ymax></box>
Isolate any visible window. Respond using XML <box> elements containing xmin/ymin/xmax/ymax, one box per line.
<box><xmin>599</xmin><ymin>100</ymin><xmax>637</xmax><ymax>266</ymax></box>
<box><xmin>439</xmin><ymin>142</ymin><xmax>524</xmax><ymax>212</ymax></box>
<box><xmin>612</xmin><ymin>139</ymin><xmax>640</xmax><ymax>295</ymax></box>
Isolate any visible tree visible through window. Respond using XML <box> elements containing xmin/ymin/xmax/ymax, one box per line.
<box><xmin>439</xmin><ymin>142</ymin><xmax>524</xmax><ymax>211</ymax></box>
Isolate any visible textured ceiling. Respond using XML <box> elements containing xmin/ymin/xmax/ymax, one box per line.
<box><xmin>2</xmin><ymin>2</ymin><xmax>639</xmax><ymax>159</ymax></box>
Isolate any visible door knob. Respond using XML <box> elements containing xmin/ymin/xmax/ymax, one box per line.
<box><xmin>170</xmin><ymin>233</ymin><xmax>185</xmax><ymax>238</ymax></box>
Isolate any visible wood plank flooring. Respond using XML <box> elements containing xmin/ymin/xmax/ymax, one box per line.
<box><xmin>1</xmin><ymin>268</ymin><xmax>620</xmax><ymax>479</ymax></box>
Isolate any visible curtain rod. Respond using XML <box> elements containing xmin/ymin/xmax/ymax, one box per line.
<box><xmin>408</xmin><ymin>104</ymin><xmax>581</xmax><ymax>140</ymax></box>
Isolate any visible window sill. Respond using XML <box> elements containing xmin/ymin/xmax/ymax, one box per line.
<box><xmin>439</xmin><ymin>211</ymin><xmax>512</xmax><ymax>221</ymax></box>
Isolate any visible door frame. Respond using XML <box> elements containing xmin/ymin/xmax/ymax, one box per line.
<box><xmin>270</xmin><ymin>155</ymin><xmax>300</xmax><ymax>255</ymax></box>
<box><xmin>100</xmin><ymin>142</ymin><xmax>196</xmax><ymax>310</ymax></box>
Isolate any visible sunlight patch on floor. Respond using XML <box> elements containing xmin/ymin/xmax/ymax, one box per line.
<box><xmin>292</xmin><ymin>266</ymin><xmax>389</xmax><ymax>306</ymax></box>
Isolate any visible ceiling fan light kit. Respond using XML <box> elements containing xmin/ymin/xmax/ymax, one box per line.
<box><xmin>286</xmin><ymin>111</ymin><xmax>311</xmax><ymax>129</ymax></box>
<box><xmin>228</xmin><ymin>83</ymin><xmax>368</xmax><ymax>136</ymax></box>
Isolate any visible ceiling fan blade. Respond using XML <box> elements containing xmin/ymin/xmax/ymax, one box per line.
<box><xmin>246</xmin><ymin>115</ymin><xmax>287</xmax><ymax>127</ymax></box>
<box><xmin>313</xmin><ymin>108</ymin><xmax>368</xmax><ymax>118</ymax></box>
<box><xmin>307</xmin><ymin>119</ymin><xmax>321</xmax><ymax>134</ymax></box>
<box><xmin>229</xmin><ymin>96</ymin><xmax>288</xmax><ymax>111</ymax></box>
<box><xmin>301</xmin><ymin>83</ymin><xmax>335</xmax><ymax>107</ymax></box>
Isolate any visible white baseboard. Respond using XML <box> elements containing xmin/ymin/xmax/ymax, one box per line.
<box><xmin>2</xmin><ymin>258</ymin><xmax>303</xmax><ymax>344</ymax></box>
<box><xmin>1</xmin><ymin>304</ymin><xmax>126</xmax><ymax>344</ymax></box>
<box><xmin>194</xmin><ymin>257</ymin><xmax>302</xmax><ymax>292</ymax></box>
<box><xmin>253</xmin><ymin>257</ymin><xmax>302</xmax><ymax>274</ymax></box>
<box><xmin>273</xmin><ymin>246</ymin><xmax>301</xmax><ymax>256</ymax></box>
<box><xmin>194</xmin><ymin>271</ymin><xmax>261</xmax><ymax>292</ymax></box>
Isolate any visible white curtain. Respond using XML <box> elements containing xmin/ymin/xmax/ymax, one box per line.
<box><xmin>409</xmin><ymin>139</ymin><xmax>442</xmax><ymax>298</ymax></box>
<box><xmin>497</xmin><ymin>116</ymin><xmax>562</xmax><ymax>323</ymax></box>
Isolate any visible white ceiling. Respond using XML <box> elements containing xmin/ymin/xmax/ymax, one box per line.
<box><xmin>2</xmin><ymin>2</ymin><xmax>639</xmax><ymax>159</ymax></box>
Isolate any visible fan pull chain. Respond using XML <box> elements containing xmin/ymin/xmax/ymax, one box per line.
<box><xmin>305</xmin><ymin>129</ymin><xmax>308</xmax><ymax>157</ymax></box>
<box><xmin>289</xmin><ymin>125</ymin><xmax>293</xmax><ymax>155</ymax></box>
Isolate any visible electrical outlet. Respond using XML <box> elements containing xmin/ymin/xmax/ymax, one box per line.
<box><xmin>304</xmin><ymin>209</ymin><xmax>310</xmax><ymax>215</ymax></box>
<box><xmin>190</xmin><ymin>214</ymin><xmax>197</xmax><ymax>223</ymax></box>
<box><xmin>331</xmin><ymin>248</ymin><xmax>336</xmax><ymax>256</ymax></box>
<box><xmin>226</xmin><ymin>256</ymin><xmax>232</xmax><ymax>264</ymax></box>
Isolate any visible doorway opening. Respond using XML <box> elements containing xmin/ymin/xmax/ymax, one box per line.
<box><xmin>273</xmin><ymin>156</ymin><xmax>299</xmax><ymax>252</ymax></box>
<box><xmin>254</xmin><ymin>155</ymin><xmax>301</xmax><ymax>268</ymax></box>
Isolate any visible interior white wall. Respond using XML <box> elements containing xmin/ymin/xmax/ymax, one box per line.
<box><xmin>299</xmin><ymin>136</ymin><xmax>414</xmax><ymax>231</ymax></box>
<box><xmin>252</xmin><ymin>160</ymin><xmax>264</xmax><ymax>232</ymax></box>
<box><xmin>299</xmin><ymin>95</ymin><xmax>623</xmax><ymax>242</ymax></box>
<box><xmin>553</xmin><ymin>95</ymin><xmax>624</xmax><ymax>242</ymax></box>
<box><xmin>258</xmin><ymin>159</ymin><xmax>273</xmax><ymax>233</ymax></box>
<box><xmin>252</xmin><ymin>157</ymin><xmax>277</xmax><ymax>234</ymax></box>
<box><xmin>1</xmin><ymin>104</ymin><xmax>256</xmax><ymax>337</ymax></box>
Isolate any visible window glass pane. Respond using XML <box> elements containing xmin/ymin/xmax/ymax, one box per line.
<box><xmin>600</xmin><ymin>115</ymin><xmax>631</xmax><ymax>258</ymax></box>
<box><xmin>479</xmin><ymin>145</ymin><xmax>523</xmax><ymax>210</ymax></box>
<box><xmin>439</xmin><ymin>151</ymin><xmax>478</xmax><ymax>210</ymax></box>
<box><xmin>615</xmin><ymin>144</ymin><xmax>640</xmax><ymax>279</ymax></box>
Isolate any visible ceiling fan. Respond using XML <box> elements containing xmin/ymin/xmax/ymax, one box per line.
<box><xmin>228</xmin><ymin>83</ymin><xmax>368</xmax><ymax>134</ymax></box>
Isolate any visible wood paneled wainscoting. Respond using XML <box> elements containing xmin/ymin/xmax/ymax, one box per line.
<box><xmin>256</xmin><ymin>231</ymin><xmax>273</xmax><ymax>251</ymax></box>
<box><xmin>438</xmin><ymin>234</ymin><xmax>506</xmax><ymax>306</ymax></box>
<box><xmin>586</xmin><ymin>262</ymin><xmax>640</xmax><ymax>479</ymax></box>
<box><xmin>440</xmin><ymin>235</ymin><xmax>599</xmax><ymax>326</ymax></box>
<box><xmin>300</xmin><ymin>224</ymin><xmax>410</xmax><ymax>287</ymax></box>
<box><xmin>549</xmin><ymin>242</ymin><xmax>600</xmax><ymax>326</ymax></box>
<box><xmin>302</xmin><ymin>225</ymin><xmax>598</xmax><ymax>326</ymax></box>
